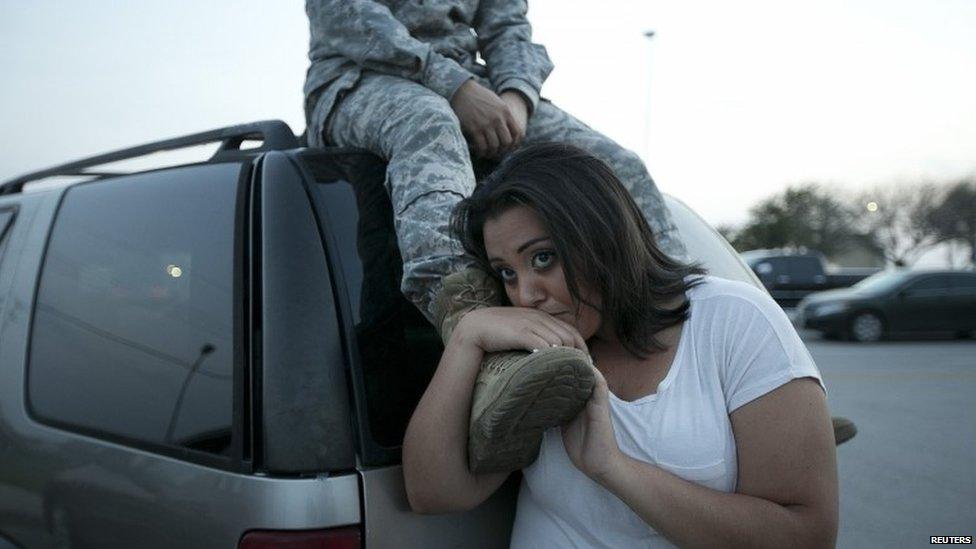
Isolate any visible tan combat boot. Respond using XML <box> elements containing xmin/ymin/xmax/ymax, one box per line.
<box><xmin>435</xmin><ymin>267</ymin><xmax>596</xmax><ymax>474</ymax></box>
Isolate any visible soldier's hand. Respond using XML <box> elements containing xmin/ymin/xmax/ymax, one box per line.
<box><xmin>450</xmin><ymin>79</ymin><xmax>518</xmax><ymax>159</ymax></box>
<box><xmin>499</xmin><ymin>91</ymin><xmax>528</xmax><ymax>147</ymax></box>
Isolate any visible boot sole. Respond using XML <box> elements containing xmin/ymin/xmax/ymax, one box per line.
<box><xmin>469</xmin><ymin>349</ymin><xmax>595</xmax><ymax>474</ymax></box>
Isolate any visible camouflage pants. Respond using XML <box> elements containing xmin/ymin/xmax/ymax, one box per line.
<box><xmin>313</xmin><ymin>72</ymin><xmax>686</xmax><ymax>323</ymax></box>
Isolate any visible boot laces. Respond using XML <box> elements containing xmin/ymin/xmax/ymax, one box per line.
<box><xmin>483</xmin><ymin>352</ymin><xmax>522</xmax><ymax>374</ymax></box>
<box><xmin>452</xmin><ymin>283</ymin><xmax>496</xmax><ymax>309</ymax></box>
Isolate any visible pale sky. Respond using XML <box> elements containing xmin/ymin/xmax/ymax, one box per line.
<box><xmin>2</xmin><ymin>0</ymin><xmax>974</xmax><ymax>227</ymax></box>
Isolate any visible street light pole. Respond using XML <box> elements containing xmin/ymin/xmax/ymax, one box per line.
<box><xmin>643</xmin><ymin>30</ymin><xmax>656</xmax><ymax>165</ymax></box>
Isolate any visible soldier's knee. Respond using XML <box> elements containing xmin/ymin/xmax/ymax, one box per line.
<box><xmin>584</xmin><ymin>139</ymin><xmax>646</xmax><ymax>175</ymax></box>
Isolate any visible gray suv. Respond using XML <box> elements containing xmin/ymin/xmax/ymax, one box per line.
<box><xmin>0</xmin><ymin>121</ymin><xmax>762</xmax><ymax>548</ymax></box>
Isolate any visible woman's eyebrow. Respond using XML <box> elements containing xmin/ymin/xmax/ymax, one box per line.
<box><xmin>517</xmin><ymin>236</ymin><xmax>551</xmax><ymax>253</ymax></box>
<box><xmin>488</xmin><ymin>236</ymin><xmax>553</xmax><ymax>262</ymax></box>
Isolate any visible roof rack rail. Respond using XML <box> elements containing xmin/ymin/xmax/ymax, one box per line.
<box><xmin>0</xmin><ymin>120</ymin><xmax>300</xmax><ymax>196</ymax></box>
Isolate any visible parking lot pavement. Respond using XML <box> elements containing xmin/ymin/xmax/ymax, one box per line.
<box><xmin>798</xmin><ymin>329</ymin><xmax>976</xmax><ymax>548</ymax></box>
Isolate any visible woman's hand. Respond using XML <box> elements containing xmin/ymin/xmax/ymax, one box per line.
<box><xmin>561</xmin><ymin>366</ymin><xmax>626</xmax><ymax>484</ymax></box>
<box><xmin>452</xmin><ymin>306</ymin><xmax>589</xmax><ymax>355</ymax></box>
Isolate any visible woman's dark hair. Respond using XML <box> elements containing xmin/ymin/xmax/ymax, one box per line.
<box><xmin>452</xmin><ymin>142</ymin><xmax>705</xmax><ymax>358</ymax></box>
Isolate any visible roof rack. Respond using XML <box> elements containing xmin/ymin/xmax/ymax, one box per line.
<box><xmin>0</xmin><ymin>120</ymin><xmax>300</xmax><ymax>196</ymax></box>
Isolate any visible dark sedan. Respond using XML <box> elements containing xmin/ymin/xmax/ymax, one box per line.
<box><xmin>796</xmin><ymin>269</ymin><xmax>976</xmax><ymax>342</ymax></box>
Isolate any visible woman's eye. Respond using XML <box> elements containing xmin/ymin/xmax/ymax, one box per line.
<box><xmin>497</xmin><ymin>267</ymin><xmax>516</xmax><ymax>282</ymax></box>
<box><xmin>532</xmin><ymin>251</ymin><xmax>555</xmax><ymax>269</ymax></box>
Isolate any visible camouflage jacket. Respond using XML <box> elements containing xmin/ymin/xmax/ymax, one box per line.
<box><xmin>304</xmin><ymin>0</ymin><xmax>554</xmax><ymax>138</ymax></box>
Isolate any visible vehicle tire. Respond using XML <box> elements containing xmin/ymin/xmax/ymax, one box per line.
<box><xmin>848</xmin><ymin>311</ymin><xmax>884</xmax><ymax>343</ymax></box>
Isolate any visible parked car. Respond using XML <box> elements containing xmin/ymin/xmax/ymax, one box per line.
<box><xmin>0</xmin><ymin>120</ymin><xmax>812</xmax><ymax>548</ymax></box>
<box><xmin>796</xmin><ymin>269</ymin><xmax>976</xmax><ymax>342</ymax></box>
<box><xmin>741</xmin><ymin>249</ymin><xmax>881</xmax><ymax>307</ymax></box>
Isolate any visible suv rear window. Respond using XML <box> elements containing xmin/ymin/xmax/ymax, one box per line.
<box><xmin>28</xmin><ymin>164</ymin><xmax>243</xmax><ymax>461</ymax></box>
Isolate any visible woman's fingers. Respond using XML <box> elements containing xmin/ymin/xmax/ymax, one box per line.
<box><xmin>588</xmin><ymin>365</ymin><xmax>609</xmax><ymax>404</ymax></box>
<box><xmin>542</xmin><ymin>315</ymin><xmax>589</xmax><ymax>354</ymax></box>
<box><xmin>530</xmin><ymin>319</ymin><xmax>581</xmax><ymax>350</ymax></box>
<box><xmin>518</xmin><ymin>309</ymin><xmax>589</xmax><ymax>353</ymax></box>
<box><xmin>563</xmin><ymin>324</ymin><xmax>589</xmax><ymax>355</ymax></box>
<box><xmin>526</xmin><ymin>333</ymin><xmax>553</xmax><ymax>353</ymax></box>
<box><xmin>528</xmin><ymin>324</ymin><xmax>566</xmax><ymax>349</ymax></box>
<box><xmin>463</xmin><ymin>306</ymin><xmax>591</xmax><ymax>355</ymax></box>
<box><xmin>548</xmin><ymin>322</ymin><xmax>584</xmax><ymax>351</ymax></box>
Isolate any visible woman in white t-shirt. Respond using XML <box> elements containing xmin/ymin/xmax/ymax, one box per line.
<box><xmin>403</xmin><ymin>143</ymin><xmax>838</xmax><ymax>548</ymax></box>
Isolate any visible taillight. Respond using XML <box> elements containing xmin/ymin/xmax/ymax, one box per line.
<box><xmin>239</xmin><ymin>526</ymin><xmax>361</xmax><ymax>549</ymax></box>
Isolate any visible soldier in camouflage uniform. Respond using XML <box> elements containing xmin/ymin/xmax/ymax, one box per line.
<box><xmin>304</xmin><ymin>0</ymin><xmax>690</xmax><ymax>473</ymax></box>
<box><xmin>304</xmin><ymin>0</ymin><xmax>687</xmax><ymax>324</ymax></box>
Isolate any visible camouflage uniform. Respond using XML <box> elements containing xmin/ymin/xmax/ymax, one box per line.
<box><xmin>305</xmin><ymin>0</ymin><xmax>687</xmax><ymax>322</ymax></box>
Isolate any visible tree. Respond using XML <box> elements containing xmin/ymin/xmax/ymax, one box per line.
<box><xmin>729</xmin><ymin>183</ymin><xmax>865</xmax><ymax>256</ymax></box>
<box><xmin>926</xmin><ymin>177</ymin><xmax>976</xmax><ymax>266</ymax></box>
<box><xmin>857</xmin><ymin>183</ymin><xmax>942</xmax><ymax>267</ymax></box>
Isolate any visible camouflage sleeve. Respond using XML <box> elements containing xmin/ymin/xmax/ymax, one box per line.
<box><xmin>473</xmin><ymin>0</ymin><xmax>554</xmax><ymax>114</ymax></box>
<box><xmin>306</xmin><ymin>0</ymin><xmax>475</xmax><ymax>100</ymax></box>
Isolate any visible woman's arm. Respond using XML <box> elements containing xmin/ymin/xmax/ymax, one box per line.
<box><xmin>565</xmin><ymin>376</ymin><xmax>838</xmax><ymax>548</ymax></box>
<box><xmin>402</xmin><ymin>329</ymin><xmax>509</xmax><ymax>513</ymax></box>
<box><xmin>403</xmin><ymin>306</ymin><xmax>589</xmax><ymax>513</ymax></box>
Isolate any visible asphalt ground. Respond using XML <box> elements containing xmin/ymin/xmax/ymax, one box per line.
<box><xmin>798</xmin><ymin>327</ymin><xmax>976</xmax><ymax>548</ymax></box>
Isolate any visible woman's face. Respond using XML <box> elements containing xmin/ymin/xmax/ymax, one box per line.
<box><xmin>482</xmin><ymin>205</ymin><xmax>603</xmax><ymax>340</ymax></box>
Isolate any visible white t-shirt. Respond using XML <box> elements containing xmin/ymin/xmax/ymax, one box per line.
<box><xmin>510</xmin><ymin>276</ymin><xmax>827</xmax><ymax>548</ymax></box>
